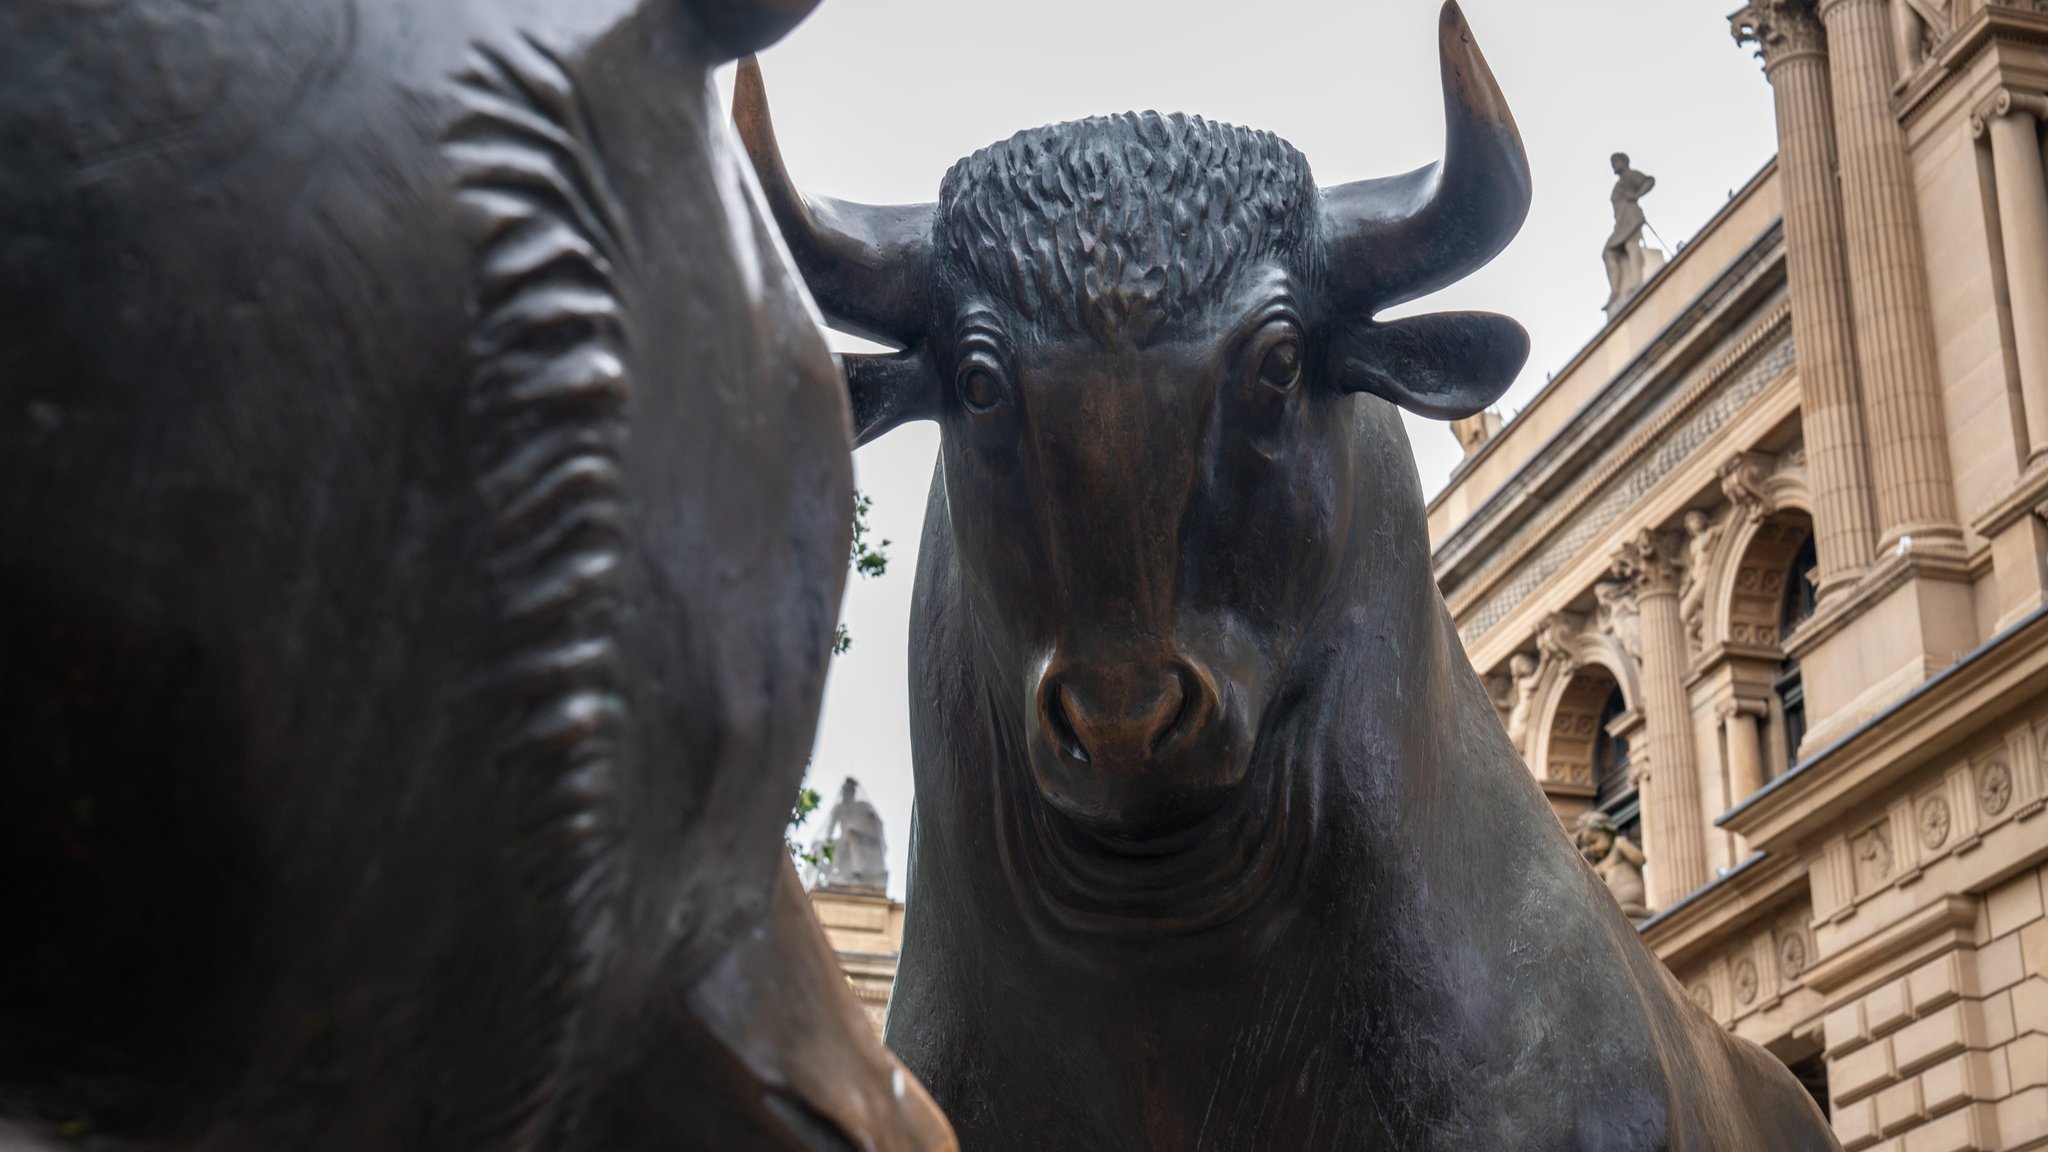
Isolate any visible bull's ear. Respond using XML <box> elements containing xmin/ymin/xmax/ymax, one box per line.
<box><xmin>1328</xmin><ymin>311</ymin><xmax>1528</xmax><ymax>420</ymax></box>
<box><xmin>843</xmin><ymin>349</ymin><xmax>943</xmax><ymax>447</ymax></box>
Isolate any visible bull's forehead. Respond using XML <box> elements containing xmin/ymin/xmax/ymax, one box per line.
<box><xmin>963</xmin><ymin>264</ymin><xmax>1304</xmax><ymax>361</ymax></box>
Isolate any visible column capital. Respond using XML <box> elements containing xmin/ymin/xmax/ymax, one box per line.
<box><xmin>1732</xmin><ymin>0</ymin><xmax>1828</xmax><ymax>68</ymax></box>
<box><xmin>1971</xmin><ymin>87</ymin><xmax>2048</xmax><ymax>139</ymax></box>
<box><xmin>1812</xmin><ymin>0</ymin><xmax>1885</xmax><ymax>19</ymax></box>
<box><xmin>1715</xmin><ymin>695</ymin><xmax>1773</xmax><ymax>721</ymax></box>
<box><xmin>1613</xmin><ymin>528</ymin><xmax>1688</xmax><ymax>598</ymax></box>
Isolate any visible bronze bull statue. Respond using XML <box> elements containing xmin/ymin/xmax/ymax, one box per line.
<box><xmin>739</xmin><ymin>3</ymin><xmax>1840</xmax><ymax>1148</ymax></box>
<box><xmin>0</xmin><ymin>0</ymin><xmax>949</xmax><ymax>1148</ymax></box>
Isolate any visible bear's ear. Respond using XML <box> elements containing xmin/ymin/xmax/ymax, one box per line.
<box><xmin>842</xmin><ymin>349</ymin><xmax>943</xmax><ymax>447</ymax></box>
<box><xmin>689</xmin><ymin>1</ymin><xmax>825</xmax><ymax>60</ymax></box>
<box><xmin>1327</xmin><ymin>311</ymin><xmax>1528</xmax><ymax>420</ymax></box>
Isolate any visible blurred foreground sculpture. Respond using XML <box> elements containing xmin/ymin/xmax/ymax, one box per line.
<box><xmin>0</xmin><ymin>1</ymin><xmax>949</xmax><ymax>1148</ymax></box>
<box><xmin>740</xmin><ymin>2</ymin><xmax>1840</xmax><ymax>1147</ymax></box>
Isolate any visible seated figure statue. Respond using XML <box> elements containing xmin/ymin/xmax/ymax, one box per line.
<box><xmin>1577</xmin><ymin>811</ymin><xmax>1652</xmax><ymax>920</ymax></box>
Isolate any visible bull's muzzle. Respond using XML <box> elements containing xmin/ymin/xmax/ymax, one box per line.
<box><xmin>1032</xmin><ymin>655</ymin><xmax>1236</xmax><ymax>834</ymax></box>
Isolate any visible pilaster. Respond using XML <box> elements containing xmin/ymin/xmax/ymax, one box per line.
<box><xmin>1972</xmin><ymin>86</ymin><xmax>2048</xmax><ymax>467</ymax></box>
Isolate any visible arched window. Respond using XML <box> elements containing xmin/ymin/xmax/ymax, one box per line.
<box><xmin>1774</xmin><ymin>534</ymin><xmax>1819</xmax><ymax>766</ymax></box>
<box><xmin>1592</xmin><ymin>684</ymin><xmax>1640</xmax><ymax>846</ymax></box>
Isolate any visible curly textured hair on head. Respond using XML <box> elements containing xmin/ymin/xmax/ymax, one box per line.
<box><xmin>934</xmin><ymin>111</ymin><xmax>1319</xmax><ymax>343</ymax></box>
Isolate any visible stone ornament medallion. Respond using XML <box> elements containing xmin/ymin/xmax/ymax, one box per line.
<box><xmin>1690</xmin><ymin>984</ymin><xmax>1714</xmax><ymax>1014</ymax></box>
<box><xmin>1980</xmin><ymin>761</ymin><xmax>2013</xmax><ymax>816</ymax></box>
<box><xmin>1919</xmin><ymin>795</ymin><xmax>1951</xmax><ymax>849</ymax></box>
<box><xmin>1777</xmin><ymin>932</ymin><xmax>1807</xmax><ymax>980</ymax></box>
<box><xmin>1733</xmin><ymin>958</ymin><xmax>1760</xmax><ymax>1006</ymax></box>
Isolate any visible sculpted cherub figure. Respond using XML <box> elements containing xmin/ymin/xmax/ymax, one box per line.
<box><xmin>1576</xmin><ymin>810</ymin><xmax>1651</xmax><ymax>920</ymax></box>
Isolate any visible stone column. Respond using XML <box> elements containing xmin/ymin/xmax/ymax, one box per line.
<box><xmin>1817</xmin><ymin>0</ymin><xmax>1960</xmax><ymax>548</ymax></box>
<box><xmin>1973</xmin><ymin>88</ymin><xmax>2048</xmax><ymax>463</ymax></box>
<box><xmin>1723</xmin><ymin>700</ymin><xmax>1770</xmax><ymax>806</ymax></box>
<box><xmin>1732</xmin><ymin>1</ymin><xmax>1877</xmax><ymax>596</ymax></box>
<box><xmin>1617</xmin><ymin>529</ymin><xmax>1709</xmax><ymax>907</ymax></box>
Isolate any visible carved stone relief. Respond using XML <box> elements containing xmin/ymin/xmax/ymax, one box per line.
<box><xmin>1731</xmin><ymin>0</ymin><xmax>1828</xmax><ymax>64</ymax></box>
<box><xmin>1719</xmin><ymin>453</ymin><xmax>1776</xmax><ymax>526</ymax></box>
<box><xmin>1679</xmin><ymin>508</ymin><xmax>1723</xmax><ymax>654</ymax></box>
<box><xmin>1725</xmin><ymin>521</ymin><xmax>1807</xmax><ymax>649</ymax></box>
<box><xmin>1505</xmin><ymin>652</ymin><xmax>1543</xmax><ymax>755</ymax></box>
<box><xmin>1690</xmin><ymin>984</ymin><xmax>1714</xmax><ymax>1014</ymax></box>
<box><xmin>1595</xmin><ymin>579</ymin><xmax>1643</xmax><ymax>659</ymax></box>
<box><xmin>1980</xmin><ymin>760</ymin><xmax>2013</xmax><ymax>817</ymax></box>
<box><xmin>1732</xmin><ymin>958</ymin><xmax>1759</xmax><ymax>1006</ymax></box>
<box><xmin>1853</xmin><ymin>823</ymin><xmax>1894</xmax><ymax>893</ymax></box>
<box><xmin>1919</xmin><ymin>795</ymin><xmax>1951</xmax><ymax>850</ymax></box>
<box><xmin>1777</xmin><ymin>930</ymin><xmax>1807</xmax><ymax>981</ymax></box>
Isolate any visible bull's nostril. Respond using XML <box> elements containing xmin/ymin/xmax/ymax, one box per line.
<box><xmin>1046</xmin><ymin>682</ymin><xmax>1090</xmax><ymax>763</ymax></box>
<box><xmin>1147</xmin><ymin>672</ymin><xmax>1192</xmax><ymax>757</ymax></box>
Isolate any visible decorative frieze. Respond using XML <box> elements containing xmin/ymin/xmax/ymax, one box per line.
<box><xmin>1455</xmin><ymin>328</ymin><xmax>1794</xmax><ymax>648</ymax></box>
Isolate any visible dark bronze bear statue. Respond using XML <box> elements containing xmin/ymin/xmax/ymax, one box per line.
<box><xmin>0</xmin><ymin>1</ymin><xmax>950</xmax><ymax>1148</ymax></box>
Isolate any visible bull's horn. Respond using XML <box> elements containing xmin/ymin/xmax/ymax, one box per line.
<box><xmin>1321</xmin><ymin>1</ymin><xmax>1531</xmax><ymax>312</ymax></box>
<box><xmin>733</xmin><ymin>57</ymin><xmax>936</xmax><ymax>347</ymax></box>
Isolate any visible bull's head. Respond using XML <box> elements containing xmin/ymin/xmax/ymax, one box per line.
<box><xmin>738</xmin><ymin>1</ymin><xmax>1529</xmax><ymax>842</ymax></box>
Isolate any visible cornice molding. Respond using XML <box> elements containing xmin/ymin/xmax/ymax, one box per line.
<box><xmin>1796</xmin><ymin>894</ymin><xmax>1976</xmax><ymax>1002</ymax></box>
<box><xmin>1443</xmin><ymin>296</ymin><xmax>1794</xmax><ymax>649</ymax></box>
<box><xmin>1639</xmin><ymin>850</ymin><xmax>1808</xmax><ymax>969</ymax></box>
<box><xmin>1721</xmin><ymin>604</ymin><xmax>2048</xmax><ymax>847</ymax></box>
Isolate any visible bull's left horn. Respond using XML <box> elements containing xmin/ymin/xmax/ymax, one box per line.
<box><xmin>1321</xmin><ymin>1</ymin><xmax>1531</xmax><ymax>312</ymax></box>
<box><xmin>734</xmin><ymin>58</ymin><xmax>936</xmax><ymax>347</ymax></box>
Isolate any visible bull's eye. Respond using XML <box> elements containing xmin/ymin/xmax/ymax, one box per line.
<box><xmin>959</xmin><ymin>366</ymin><xmax>1004</xmax><ymax>414</ymax></box>
<box><xmin>1257</xmin><ymin>336</ymin><xmax>1303</xmax><ymax>393</ymax></box>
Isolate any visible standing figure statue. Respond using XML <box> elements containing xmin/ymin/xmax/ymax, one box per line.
<box><xmin>812</xmin><ymin>777</ymin><xmax>890</xmax><ymax>893</ymax></box>
<box><xmin>1576</xmin><ymin>811</ymin><xmax>1652</xmax><ymax>920</ymax></box>
<box><xmin>1603</xmin><ymin>152</ymin><xmax>1659</xmax><ymax>316</ymax></box>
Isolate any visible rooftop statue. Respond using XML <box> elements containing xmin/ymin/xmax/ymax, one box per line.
<box><xmin>811</xmin><ymin>777</ymin><xmax>890</xmax><ymax>894</ymax></box>
<box><xmin>740</xmin><ymin>3</ymin><xmax>1840</xmax><ymax>1147</ymax></box>
<box><xmin>0</xmin><ymin>0</ymin><xmax>950</xmax><ymax>1148</ymax></box>
<box><xmin>1603</xmin><ymin>151</ymin><xmax>1660</xmax><ymax>317</ymax></box>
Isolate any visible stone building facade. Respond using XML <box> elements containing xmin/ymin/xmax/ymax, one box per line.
<box><xmin>1432</xmin><ymin>2</ymin><xmax>2048</xmax><ymax>1147</ymax></box>
<box><xmin>807</xmin><ymin>885</ymin><xmax>906</xmax><ymax>1036</ymax></box>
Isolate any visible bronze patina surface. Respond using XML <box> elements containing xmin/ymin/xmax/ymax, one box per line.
<box><xmin>740</xmin><ymin>4</ymin><xmax>1840</xmax><ymax>1147</ymax></box>
<box><xmin>0</xmin><ymin>1</ymin><xmax>948</xmax><ymax>1148</ymax></box>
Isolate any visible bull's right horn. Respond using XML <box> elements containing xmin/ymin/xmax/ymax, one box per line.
<box><xmin>733</xmin><ymin>58</ymin><xmax>936</xmax><ymax>347</ymax></box>
<box><xmin>1320</xmin><ymin>1</ymin><xmax>1531</xmax><ymax>313</ymax></box>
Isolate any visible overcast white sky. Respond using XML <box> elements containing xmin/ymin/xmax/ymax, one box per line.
<box><xmin>743</xmin><ymin>0</ymin><xmax>1780</xmax><ymax>899</ymax></box>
